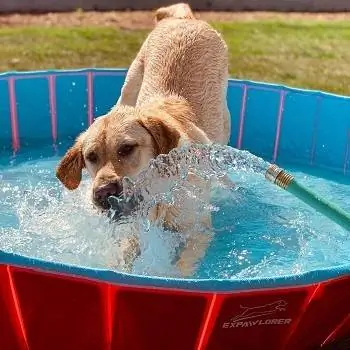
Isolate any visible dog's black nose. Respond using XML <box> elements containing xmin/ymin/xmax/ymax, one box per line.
<box><xmin>94</xmin><ymin>181</ymin><xmax>123</xmax><ymax>209</ymax></box>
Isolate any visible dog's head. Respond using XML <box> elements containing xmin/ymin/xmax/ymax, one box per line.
<box><xmin>56</xmin><ymin>97</ymin><xmax>192</xmax><ymax>210</ymax></box>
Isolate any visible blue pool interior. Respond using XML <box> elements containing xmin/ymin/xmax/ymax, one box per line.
<box><xmin>0</xmin><ymin>68</ymin><xmax>349</xmax><ymax>291</ymax></box>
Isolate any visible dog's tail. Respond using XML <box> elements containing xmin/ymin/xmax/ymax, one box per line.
<box><xmin>154</xmin><ymin>3</ymin><xmax>195</xmax><ymax>23</ymax></box>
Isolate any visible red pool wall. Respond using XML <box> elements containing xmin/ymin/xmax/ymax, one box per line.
<box><xmin>0</xmin><ymin>264</ymin><xmax>349</xmax><ymax>350</ymax></box>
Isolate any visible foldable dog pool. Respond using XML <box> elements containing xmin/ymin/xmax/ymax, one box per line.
<box><xmin>0</xmin><ymin>69</ymin><xmax>349</xmax><ymax>350</ymax></box>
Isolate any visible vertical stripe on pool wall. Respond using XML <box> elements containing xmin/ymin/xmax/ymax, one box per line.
<box><xmin>8</xmin><ymin>77</ymin><xmax>20</xmax><ymax>152</ymax></box>
<box><xmin>344</xmin><ymin>130</ymin><xmax>350</xmax><ymax>175</ymax></box>
<box><xmin>0</xmin><ymin>79</ymin><xmax>12</xmax><ymax>151</ymax></box>
<box><xmin>87</xmin><ymin>71</ymin><xmax>94</xmax><ymax>126</ymax></box>
<box><xmin>272</xmin><ymin>90</ymin><xmax>286</xmax><ymax>163</ymax></box>
<box><xmin>310</xmin><ymin>96</ymin><xmax>322</xmax><ymax>165</ymax></box>
<box><xmin>237</xmin><ymin>84</ymin><xmax>247</xmax><ymax>149</ymax></box>
<box><xmin>48</xmin><ymin>75</ymin><xmax>57</xmax><ymax>144</ymax></box>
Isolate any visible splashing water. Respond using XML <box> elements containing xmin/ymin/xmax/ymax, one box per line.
<box><xmin>0</xmin><ymin>144</ymin><xmax>349</xmax><ymax>279</ymax></box>
<box><xmin>108</xmin><ymin>144</ymin><xmax>269</xmax><ymax>220</ymax></box>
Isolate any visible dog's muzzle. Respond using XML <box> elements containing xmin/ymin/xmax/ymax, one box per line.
<box><xmin>93</xmin><ymin>181</ymin><xmax>123</xmax><ymax>210</ymax></box>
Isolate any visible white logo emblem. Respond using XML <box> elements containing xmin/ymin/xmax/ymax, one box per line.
<box><xmin>222</xmin><ymin>300</ymin><xmax>292</xmax><ymax>328</ymax></box>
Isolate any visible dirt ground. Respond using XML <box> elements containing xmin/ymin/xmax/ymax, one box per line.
<box><xmin>1</xmin><ymin>11</ymin><xmax>350</xmax><ymax>29</ymax></box>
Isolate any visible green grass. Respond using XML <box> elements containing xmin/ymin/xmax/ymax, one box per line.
<box><xmin>1</xmin><ymin>20</ymin><xmax>350</xmax><ymax>95</ymax></box>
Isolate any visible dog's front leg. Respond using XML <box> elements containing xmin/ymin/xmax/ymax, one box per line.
<box><xmin>168</xmin><ymin>204</ymin><xmax>213</xmax><ymax>277</ymax></box>
<box><xmin>175</xmin><ymin>217</ymin><xmax>213</xmax><ymax>277</ymax></box>
<box><xmin>172</xmin><ymin>174</ymin><xmax>213</xmax><ymax>277</ymax></box>
<box><xmin>106</xmin><ymin>230</ymin><xmax>140</xmax><ymax>274</ymax></box>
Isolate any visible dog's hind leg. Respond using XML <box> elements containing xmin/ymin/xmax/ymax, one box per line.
<box><xmin>115</xmin><ymin>46</ymin><xmax>145</xmax><ymax>107</ymax></box>
<box><xmin>223</xmin><ymin>103</ymin><xmax>231</xmax><ymax>145</ymax></box>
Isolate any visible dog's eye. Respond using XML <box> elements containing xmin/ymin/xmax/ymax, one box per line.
<box><xmin>118</xmin><ymin>144</ymin><xmax>136</xmax><ymax>157</ymax></box>
<box><xmin>86</xmin><ymin>151</ymin><xmax>98</xmax><ymax>163</ymax></box>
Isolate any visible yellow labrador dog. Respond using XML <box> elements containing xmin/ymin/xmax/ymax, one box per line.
<box><xmin>56</xmin><ymin>3</ymin><xmax>230</xmax><ymax>276</ymax></box>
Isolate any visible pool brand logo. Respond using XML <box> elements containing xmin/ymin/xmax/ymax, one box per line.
<box><xmin>222</xmin><ymin>300</ymin><xmax>292</xmax><ymax>328</ymax></box>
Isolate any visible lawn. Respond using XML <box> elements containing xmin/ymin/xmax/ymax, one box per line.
<box><xmin>1</xmin><ymin>15</ymin><xmax>350</xmax><ymax>95</ymax></box>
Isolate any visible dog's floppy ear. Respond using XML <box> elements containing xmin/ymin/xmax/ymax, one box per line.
<box><xmin>154</xmin><ymin>7</ymin><xmax>168</xmax><ymax>23</ymax></box>
<box><xmin>138</xmin><ymin>116</ymin><xmax>180</xmax><ymax>155</ymax></box>
<box><xmin>56</xmin><ymin>135</ymin><xmax>85</xmax><ymax>190</ymax></box>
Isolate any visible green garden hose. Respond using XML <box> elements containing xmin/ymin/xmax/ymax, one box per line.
<box><xmin>265</xmin><ymin>165</ymin><xmax>350</xmax><ymax>232</ymax></box>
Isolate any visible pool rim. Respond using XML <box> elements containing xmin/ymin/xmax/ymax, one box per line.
<box><xmin>1</xmin><ymin>67</ymin><xmax>350</xmax><ymax>101</ymax></box>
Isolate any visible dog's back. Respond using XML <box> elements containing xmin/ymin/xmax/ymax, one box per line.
<box><xmin>136</xmin><ymin>3</ymin><xmax>230</xmax><ymax>145</ymax></box>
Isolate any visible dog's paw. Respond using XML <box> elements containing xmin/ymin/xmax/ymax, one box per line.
<box><xmin>105</xmin><ymin>235</ymin><xmax>140</xmax><ymax>274</ymax></box>
<box><xmin>106</xmin><ymin>255</ymin><xmax>124</xmax><ymax>271</ymax></box>
<box><xmin>175</xmin><ymin>258</ymin><xmax>196</xmax><ymax>278</ymax></box>
<box><xmin>120</xmin><ymin>236</ymin><xmax>141</xmax><ymax>273</ymax></box>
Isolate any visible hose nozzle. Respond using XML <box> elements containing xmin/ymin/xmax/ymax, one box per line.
<box><xmin>265</xmin><ymin>164</ymin><xmax>294</xmax><ymax>189</ymax></box>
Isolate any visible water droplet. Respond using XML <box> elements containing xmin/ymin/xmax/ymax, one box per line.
<box><xmin>142</xmin><ymin>219</ymin><xmax>151</xmax><ymax>232</ymax></box>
